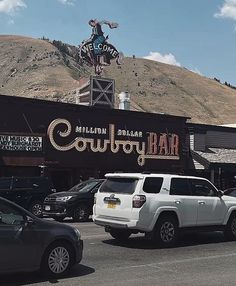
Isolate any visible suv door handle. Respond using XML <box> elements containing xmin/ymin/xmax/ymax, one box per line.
<box><xmin>198</xmin><ymin>201</ymin><xmax>205</xmax><ymax>205</ymax></box>
<box><xmin>175</xmin><ymin>200</ymin><xmax>181</xmax><ymax>204</ymax></box>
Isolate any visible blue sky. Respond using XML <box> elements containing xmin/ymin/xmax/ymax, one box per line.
<box><xmin>1</xmin><ymin>0</ymin><xmax>236</xmax><ymax>85</ymax></box>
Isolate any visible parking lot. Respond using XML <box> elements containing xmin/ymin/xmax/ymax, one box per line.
<box><xmin>1</xmin><ymin>220</ymin><xmax>236</xmax><ymax>286</ymax></box>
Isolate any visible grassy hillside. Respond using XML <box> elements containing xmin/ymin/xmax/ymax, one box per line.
<box><xmin>1</xmin><ymin>35</ymin><xmax>236</xmax><ymax>124</ymax></box>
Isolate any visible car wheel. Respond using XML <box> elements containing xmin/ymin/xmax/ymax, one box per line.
<box><xmin>154</xmin><ymin>215</ymin><xmax>178</xmax><ymax>247</ymax></box>
<box><xmin>41</xmin><ymin>241</ymin><xmax>74</xmax><ymax>278</ymax></box>
<box><xmin>30</xmin><ymin>201</ymin><xmax>43</xmax><ymax>217</ymax></box>
<box><xmin>109</xmin><ymin>229</ymin><xmax>131</xmax><ymax>241</ymax></box>
<box><xmin>73</xmin><ymin>204</ymin><xmax>90</xmax><ymax>222</ymax></box>
<box><xmin>224</xmin><ymin>214</ymin><xmax>236</xmax><ymax>241</ymax></box>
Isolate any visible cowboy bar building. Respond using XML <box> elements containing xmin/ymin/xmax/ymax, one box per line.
<box><xmin>0</xmin><ymin>94</ymin><xmax>189</xmax><ymax>191</ymax></box>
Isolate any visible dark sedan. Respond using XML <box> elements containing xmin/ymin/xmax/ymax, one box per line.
<box><xmin>0</xmin><ymin>196</ymin><xmax>83</xmax><ymax>277</ymax></box>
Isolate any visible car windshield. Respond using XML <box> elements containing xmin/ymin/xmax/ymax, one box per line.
<box><xmin>68</xmin><ymin>180</ymin><xmax>100</xmax><ymax>193</ymax></box>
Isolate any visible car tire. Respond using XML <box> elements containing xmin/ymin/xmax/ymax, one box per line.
<box><xmin>73</xmin><ymin>204</ymin><xmax>90</xmax><ymax>222</ymax></box>
<box><xmin>29</xmin><ymin>200</ymin><xmax>43</xmax><ymax>217</ymax></box>
<box><xmin>153</xmin><ymin>215</ymin><xmax>178</xmax><ymax>247</ymax></box>
<box><xmin>224</xmin><ymin>214</ymin><xmax>236</xmax><ymax>241</ymax></box>
<box><xmin>41</xmin><ymin>241</ymin><xmax>74</xmax><ymax>278</ymax></box>
<box><xmin>109</xmin><ymin>229</ymin><xmax>131</xmax><ymax>241</ymax></box>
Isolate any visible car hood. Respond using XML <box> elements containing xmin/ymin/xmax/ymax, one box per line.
<box><xmin>46</xmin><ymin>191</ymin><xmax>90</xmax><ymax>199</ymax></box>
<box><xmin>48</xmin><ymin>191</ymin><xmax>76</xmax><ymax>197</ymax></box>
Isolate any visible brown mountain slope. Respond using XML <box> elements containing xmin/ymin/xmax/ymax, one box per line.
<box><xmin>0</xmin><ymin>35</ymin><xmax>87</xmax><ymax>102</ymax></box>
<box><xmin>0</xmin><ymin>35</ymin><xmax>236</xmax><ymax>124</ymax></box>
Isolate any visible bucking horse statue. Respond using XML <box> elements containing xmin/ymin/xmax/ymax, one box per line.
<box><xmin>78</xmin><ymin>19</ymin><xmax>123</xmax><ymax>75</ymax></box>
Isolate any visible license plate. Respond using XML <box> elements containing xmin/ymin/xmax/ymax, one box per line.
<box><xmin>107</xmin><ymin>202</ymin><xmax>116</xmax><ymax>209</ymax></box>
<box><xmin>45</xmin><ymin>205</ymin><xmax>51</xmax><ymax>211</ymax></box>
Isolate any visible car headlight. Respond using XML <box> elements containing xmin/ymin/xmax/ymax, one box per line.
<box><xmin>73</xmin><ymin>227</ymin><xmax>81</xmax><ymax>240</ymax></box>
<box><xmin>55</xmin><ymin>196</ymin><xmax>73</xmax><ymax>202</ymax></box>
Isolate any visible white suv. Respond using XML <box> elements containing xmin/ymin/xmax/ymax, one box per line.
<box><xmin>93</xmin><ymin>173</ymin><xmax>236</xmax><ymax>247</ymax></box>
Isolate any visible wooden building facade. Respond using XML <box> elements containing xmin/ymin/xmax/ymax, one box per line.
<box><xmin>0</xmin><ymin>94</ymin><xmax>189</xmax><ymax>191</ymax></box>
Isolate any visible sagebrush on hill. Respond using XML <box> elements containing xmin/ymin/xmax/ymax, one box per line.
<box><xmin>0</xmin><ymin>35</ymin><xmax>236</xmax><ymax>125</ymax></box>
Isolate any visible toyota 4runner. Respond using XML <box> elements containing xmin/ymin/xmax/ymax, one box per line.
<box><xmin>93</xmin><ymin>173</ymin><xmax>236</xmax><ymax>247</ymax></box>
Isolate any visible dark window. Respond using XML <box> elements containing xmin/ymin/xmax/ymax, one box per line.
<box><xmin>143</xmin><ymin>177</ymin><xmax>163</xmax><ymax>193</ymax></box>
<box><xmin>0</xmin><ymin>200</ymin><xmax>24</xmax><ymax>225</ymax></box>
<box><xmin>13</xmin><ymin>178</ymin><xmax>30</xmax><ymax>189</ymax></box>
<box><xmin>28</xmin><ymin>178</ymin><xmax>51</xmax><ymax>191</ymax></box>
<box><xmin>190</xmin><ymin>179</ymin><xmax>218</xmax><ymax>197</ymax></box>
<box><xmin>170</xmin><ymin>178</ymin><xmax>191</xmax><ymax>196</ymax></box>
<box><xmin>0</xmin><ymin>178</ymin><xmax>11</xmax><ymax>190</ymax></box>
<box><xmin>100</xmin><ymin>178</ymin><xmax>138</xmax><ymax>194</ymax></box>
<box><xmin>12</xmin><ymin>177</ymin><xmax>52</xmax><ymax>192</ymax></box>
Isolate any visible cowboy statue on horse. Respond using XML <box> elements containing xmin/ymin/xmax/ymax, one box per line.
<box><xmin>78</xmin><ymin>19</ymin><xmax>123</xmax><ymax>75</ymax></box>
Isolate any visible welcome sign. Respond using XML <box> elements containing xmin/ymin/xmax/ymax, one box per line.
<box><xmin>78</xmin><ymin>19</ymin><xmax>123</xmax><ymax>75</ymax></box>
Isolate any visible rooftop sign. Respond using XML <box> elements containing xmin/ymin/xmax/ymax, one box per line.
<box><xmin>78</xmin><ymin>19</ymin><xmax>123</xmax><ymax>75</ymax></box>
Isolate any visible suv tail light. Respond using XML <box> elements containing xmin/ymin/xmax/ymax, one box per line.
<box><xmin>132</xmin><ymin>195</ymin><xmax>146</xmax><ymax>208</ymax></box>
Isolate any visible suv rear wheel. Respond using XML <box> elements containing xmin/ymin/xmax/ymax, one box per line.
<box><xmin>30</xmin><ymin>200</ymin><xmax>43</xmax><ymax>217</ymax></box>
<box><xmin>224</xmin><ymin>214</ymin><xmax>236</xmax><ymax>240</ymax></box>
<box><xmin>109</xmin><ymin>229</ymin><xmax>131</xmax><ymax>241</ymax></box>
<box><xmin>73</xmin><ymin>204</ymin><xmax>90</xmax><ymax>222</ymax></box>
<box><xmin>154</xmin><ymin>215</ymin><xmax>178</xmax><ymax>247</ymax></box>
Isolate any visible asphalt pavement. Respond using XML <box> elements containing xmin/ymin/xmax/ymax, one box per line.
<box><xmin>1</xmin><ymin>220</ymin><xmax>236</xmax><ymax>286</ymax></box>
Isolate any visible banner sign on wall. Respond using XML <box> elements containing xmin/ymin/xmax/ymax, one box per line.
<box><xmin>47</xmin><ymin>118</ymin><xmax>180</xmax><ymax>167</ymax></box>
<box><xmin>0</xmin><ymin>135</ymin><xmax>43</xmax><ymax>152</ymax></box>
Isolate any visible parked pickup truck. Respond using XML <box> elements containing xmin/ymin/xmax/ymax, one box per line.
<box><xmin>93</xmin><ymin>173</ymin><xmax>236</xmax><ymax>247</ymax></box>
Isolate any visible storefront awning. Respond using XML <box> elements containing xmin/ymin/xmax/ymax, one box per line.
<box><xmin>2</xmin><ymin>156</ymin><xmax>44</xmax><ymax>167</ymax></box>
<box><xmin>191</xmin><ymin>148</ymin><xmax>236</xmax><ymax>170</ymax></box>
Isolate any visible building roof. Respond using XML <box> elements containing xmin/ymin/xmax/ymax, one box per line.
<box><xmin>192</xmin><ymin>148</ymin><xmax>236</xmax><ymax>169</ymax></box>
<box><xmin>0</xmin><ymin>94</ymin><xmax>189</xmax><ymax>121</ymax></box>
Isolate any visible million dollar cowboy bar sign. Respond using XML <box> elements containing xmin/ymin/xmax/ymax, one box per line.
<box><xmin>47</xmin><ymin>116</ymin><xmax>183</xmax><ymax>169</ymax></box>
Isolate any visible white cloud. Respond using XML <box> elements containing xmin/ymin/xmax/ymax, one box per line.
<box><xmin>215</xmin><ymin>0</ymin><xmax>236</xmax><ymax>20</ymax></box>
<box><xmin>143</xmin><ymin>51</ymin><xmax>181</xmax><ymax>67</ymax></box>
<box><xmin>190</xmin><ymin>67</ymin><xmax>202</xmax><ymax>75</ymax></box>
<box><xmin>57</xmin><ymin>0</ymin><xmax>75</xmax><ymax>5</ymax></box>
<box><xmin>0</xmin><ymin>0</ymin><xmax>26</xmax><ymax>15</ymax></box>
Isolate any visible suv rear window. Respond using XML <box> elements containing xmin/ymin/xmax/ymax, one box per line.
<box><xmin>143</xmin><ymin>177</ymin><xmax>163</xmax><ymax>193</ymax></box>
<box><xmin>100</xmin><ymin>178</ymin><xmax>138</xmax><ymax>194</ymax></box>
